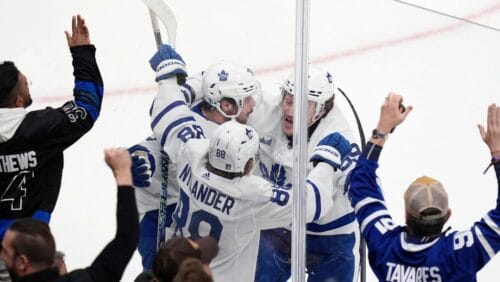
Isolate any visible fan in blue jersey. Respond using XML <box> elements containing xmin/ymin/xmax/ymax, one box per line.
<box><xmin>348</xmin><ymin>93</ymin><xmax>500</xmax><ymax>281</ymax></box>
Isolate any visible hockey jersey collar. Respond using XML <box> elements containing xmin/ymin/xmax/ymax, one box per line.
<box><xmin>400</xmin><ymin>231</ymin><xmax>440</xmax><ymax>252</ymax></box>
<box><xmin>0</xmin><ymin>107</ymin><xmax>27</xmax><ymax>143</ymax></box>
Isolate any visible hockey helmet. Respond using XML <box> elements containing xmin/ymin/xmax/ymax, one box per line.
<box><xmin>202</xmin><ymin>61</ymin><xmax>261</xmax><ymax>118</ymax></box>
<box><xmin>209</xmin><ymin>120</ymin><xmax>260</xmax><ymax>173</ymax></box>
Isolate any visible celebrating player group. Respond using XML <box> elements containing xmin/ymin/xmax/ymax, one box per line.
<box><xmin>1</xmin><ymin>8</ymin><xmax>499</xmax><ymax>282</ymax></box>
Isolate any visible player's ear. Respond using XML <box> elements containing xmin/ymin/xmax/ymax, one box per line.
<box><xmin>445</xmin><ymin>208</ymin><xmax>451</xmax><ymax>223</ymax></box>
<box><xmin>220</xmin><ymin>99</ymin><xmax>237</xmax><ymax>116</ymax></box>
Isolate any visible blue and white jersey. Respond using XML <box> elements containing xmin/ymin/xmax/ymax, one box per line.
<box><xmin>150</xmin><ymin>77</ymin><xmax>337</xmax><ymax>281</ymax></box>
<box><xmin>248</xmin><ymin>91</ymin><xmax>361</xmax><ymax>235</ymax></box>
<box><xmin>348</xmin><ymin>143</ymin><xmax>500</xmax><ymax>282</ymax></box>
<box><xmin>133</xmin><ymin>75</ymin><xmax>215</xmax><ymax>219</ymax></box>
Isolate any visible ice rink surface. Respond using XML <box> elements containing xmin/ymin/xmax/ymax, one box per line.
<box><xmin>1</xmin><ymin>0</ymin><xmax>499</xmax><ymax>280</ymax></box>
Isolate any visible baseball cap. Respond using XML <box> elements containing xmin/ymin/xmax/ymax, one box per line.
<box><xmin>404</xmin><ymin>176</ymin><xmax>449</xmax><ymax>221</ymax></box>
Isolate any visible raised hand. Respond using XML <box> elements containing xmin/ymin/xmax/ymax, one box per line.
<box><xmin>376</xmin><ymin>92</ymin><xmax>413</xmax><ymax>134</ymax></box>
<box><xmin>64</xmin><ymin>15</ymin><xmax>90</xmax><ymax>47</ymax></box>
<box><xmin>105</xmin><ymin>148</ymin><xmax>132</xmax><ymax>186</ymax></box>
<box><xmin>478</xmin><ymin>103</ymin><xmax>500</xmax><ymax>158</ymax></box>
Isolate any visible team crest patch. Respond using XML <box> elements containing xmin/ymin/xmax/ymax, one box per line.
<box><xmin>326</xmin><ymin>72</ymin><xmax>333</xmax><ymax>83</ymax></box>
<box><xmin>245</xmin><ymin>128</ymin><xmax>253</xmax><ymax>139</ymax></box>
<box><xmin>218</xmin><ymin>70</ymin><xmax>229</xmax><ymax>81</ymax></box>
<box><xmin>259</xmin><ymin>136</ymin><xmax>273</xmax><ymax>146</ymax></box>
<box><xmin>62</xmin><ymin>101</ymin><xmax>87</xmax><ymax>123</ymax></box>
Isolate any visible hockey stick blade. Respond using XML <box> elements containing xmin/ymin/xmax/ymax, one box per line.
<box><xmin>142</xmin><ymin>0</ymin><xmax>177</xmax><ymax>48</ymax></box>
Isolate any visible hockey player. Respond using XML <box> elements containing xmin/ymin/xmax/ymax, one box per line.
<box><xmin>348</xmin><ymin>93</ymin><xmax>500</xmax><ymax>281</ymax></box>
<box><xmin>147</xmin><ymin>44</ymin><xmax>353</xmax><ymax>281</ymax></box>
<box><xmin>248</xmin><ymin>68</ymin><xmax>361</xmax><ymax>281</ymax></box>
<box><xmin>129</xmin><ymin>61</ymin><xmax>260</xmax><ymax>270</ymax></box>
<box><xmin>0</xmin><ymin>15</ymin><xmax>103</xmax><ymax>237</ymax></box>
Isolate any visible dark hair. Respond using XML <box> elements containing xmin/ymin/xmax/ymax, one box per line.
<box><xmin>173</xmin><ymin>258</ymin><xmax>212</xmax><ymax>282</ymax></box>
<box><xmin>0</xmin><ymin>61</ymin><xmax>20</xmax><ymax>106</ymax></box>
<box><xmin>8</xmin><ymin>218</ymin><xmax>56</xmax><ymax>267</ymax></box>
<box><xmin>322</xmin><ymin>96</ymin><xmax>334</xmax><ymax>117</ymax></box>
<box><xmin>406</xmin><ymin>208</ymin><xmax>447</xmax><ymax>237</ymax></box>
<box><xmin>134</xmin><ymin>270</ymin><xmax>155</xmax><ymax>282</ymax></box>
<box><xmin>206</xmin><ymin>159</ymin><xmax>254</xmax><ymax>179</ymax></box>
<box><xmin>201</xmin><ymin>98</ymin><xmax>238</xmax><ymax>116</ymax></box>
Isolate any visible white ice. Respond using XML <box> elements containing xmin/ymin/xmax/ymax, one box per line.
<box><xmin>1</xmin><ymin>0</ymin><xmax>499</xmax><ymax>281</ymax></box>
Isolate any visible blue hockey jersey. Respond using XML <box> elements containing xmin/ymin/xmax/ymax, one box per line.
<box><xmin>348</xmin><ymin>143</ymin><xmax>500</xmax><ymax>282</ymax></box>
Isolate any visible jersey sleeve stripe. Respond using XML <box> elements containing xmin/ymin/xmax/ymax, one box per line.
<box><xmin>151</xmin><ymin>100</ymin><xmax>186</xmax><ymax>129</ymax></box>
<box><xmin>474</xmin><ymin>226</ymin><xmax>495</xmax><ymax>259</ymax></box>
<box><xmin>307</xmin><ymin>179</ymin><xmax>322</xmax><ymax>221</ymax></box>
<box><xmin>354</xmin><ymin>197</ymin><xmax>387</xmax><ymax>213</ymax></box>
<box><xmin>483</xmin><ymin>214</ymin><xmax>500</xmax><ymax>236</ymax></box>
<box><xmin>159</xmin><ymin>116</ymin><xmax>196</xmax><ymax>147</ymax></box>
<box><xmin>306</xmin><ymin>212</ymin><xmax>356</xmax><ymax>232</ymax></box>
<box><xmin>360</xmin><ymin>209</ymin><xmax>390</xmax><ymax>233</ymax></box>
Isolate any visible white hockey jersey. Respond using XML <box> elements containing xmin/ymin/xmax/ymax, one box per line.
<box><xmin>150</xmin><ymin>77</ymin><xmax>338</xmax><ymax>281</ymax></box>
<box><xmin>248</xmin><ymin>90</ymin><xmax>360</xmax><ymax>235</ymax></box>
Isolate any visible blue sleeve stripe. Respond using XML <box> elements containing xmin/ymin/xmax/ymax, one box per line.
<box><xmin>151</xmin><ymin>100</ymin><xmax>186</xmax><ymax>129</ymax></box>
<box><xmin>149</xmin><ymin>99</ymin><xmax>155</xmax><ymax>117</ymax></box>
<box><xmin>32</xmin><ymin>210</ymin><xmax>51</xmax><ymax>223</ymax></box>
<box><xmin>160</xmin><ymin>116</ymin><xmax>196</xmax><ymax>147</ymax></box>
<box><xmin>75</xmin><ymin>80</ymin><xmax>104</xmax><ymax>120</ymax></box>
<box><xmin>306</xmin><ymin>212</ymin><xmax>356</xmax><ymax>232</ymax></box>
<box><xmin>0</xmin><ymin>219</ymin><xmax>13</xmax><ymax>240</ymax></box>
<box><xmin>181</xmin><ymin>83</ymin><xmax>194</xmax><ymax>104</ymax></box>
<box><xmin>307</xmin><ymin>179</ymin><xmax>322</xmax><ymax>221</ymax></box>
<box><xmin>75</xmin><ymin>100</ymin><xmax>98</xmax><ymax>120</ymax></box>
<box><xmin>474</xmin><ymin>226</ymin><xmax>495</xmax><ymax>259</ymax></box>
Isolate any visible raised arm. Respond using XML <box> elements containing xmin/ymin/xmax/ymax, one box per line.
<box><xmin>64</xmin><ymin>15</ymin><xmax>103</xmax><ymax>123</ymax></box>
<box><xmin>84</xmin><ymin>149</ymin><xmax>139</xmax><ymax>282</ymax></box>
<box><xmin>148</xmin><ymin>45</ymin><xmax>207</xmax><ymax>162</ymax></box>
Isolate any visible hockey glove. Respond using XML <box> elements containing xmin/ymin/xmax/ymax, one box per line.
<box><xmin>128</xmin><ymin>145</ymin><xmax>156</xmax><ymax>188</ymax></box>
<box><xmin>149</xmin><ymin>44</ymin><xmax>187</xmax><ymax>82</ymax></box>
<box><xmin>310</xmin><ymin>132</ymin><xmax>351</xmax><ymax>170</ymax></box>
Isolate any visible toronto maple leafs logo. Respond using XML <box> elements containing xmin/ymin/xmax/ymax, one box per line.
<box><xmin>218</xmin><ymin>70</ymin><xmax>229</xmax><ymax>81</ymax></box>
<box><xmin>245</xmin><ymin>128</ymin><xmax>254</xmax><ymax>139</ymax></box>
<box><xmin>326</xmin><ymin>72</ymin><xmax>333</xmax><ymax>83</ymax></box>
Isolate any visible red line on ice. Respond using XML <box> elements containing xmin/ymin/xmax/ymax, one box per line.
<box><xmin>36</xmin><ymin>3</ymin><xmax>500</xmax><ymax>104</ymax></box>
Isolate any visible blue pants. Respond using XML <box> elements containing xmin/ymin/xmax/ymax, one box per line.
<box><xmin>137</xmin><ymin>204</ymin><xmax>176</xmax><ymax>270</ymax></box>
<box><xmin>255</xmin><ymin>228</ymin><xmax>358</xmax><ymax>282</ymax></box>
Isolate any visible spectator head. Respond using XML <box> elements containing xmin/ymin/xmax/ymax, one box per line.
<box><xmin>0</xmin><ymin>61</ymin><xmax>32</xmax><ymax>108</ymax></box>
<box><xmin>153</xmin><ymin>236</ymin><xmax>218</xmax><ymax>282</ymax></box>
<box><xmin>173</xmin><ymin>258</ymin><xmax>213</xmax><ymax>282</ymax></box>
<box><xmin>54</xmin><ymin>250</ymin><xmax>67</xmax><ymax>275</ymax></box>
<box><xmin>134</xmin><ymin>270</ymin><xmax>155</xmax><ymax>282</ymax></box>
<box><xmin>0</xmin><ymin>218</ymin><xmax>55</xmax><ymax>279</ymax></box>
<box><xmin>404</xmin><ymin>176</ymin><xmax>451</xmax><ymax>237</ymax></box>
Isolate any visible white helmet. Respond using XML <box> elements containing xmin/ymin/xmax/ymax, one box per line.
<box><xmin>209</xmin><ymin>120</ymin><xmax>260</xmax><ymax>174</ymax></box>
<box><xmin>202</xmin><ymin>61</ymin><xmax>261</xmax><ymax>118</ymax></box>
<box><xmin>281</xmin><ymin>66</ymin><xmax>335</xmax><ymax>122</ymax></box>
